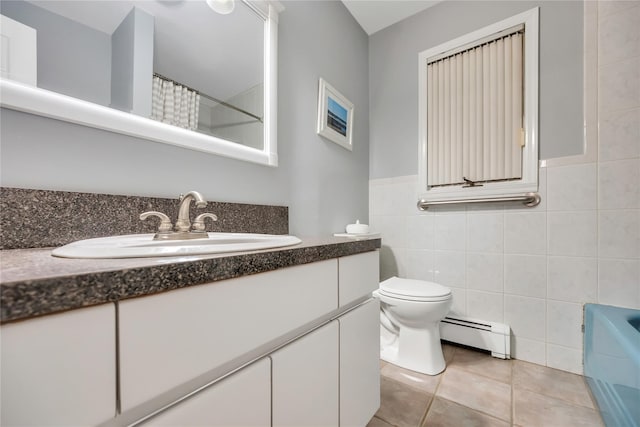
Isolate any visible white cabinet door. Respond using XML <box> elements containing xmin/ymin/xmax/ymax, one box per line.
<box><xmin>147</xmin><ymin>358</ymin><xmax>270</xmax><ymax>426</ymax></box>
<box><xmin>339</xmin><ymin>299</ymin><xmax>381</xmax><ymax>427</ymax></box>
<box><xmin>339</xmin><ymin>251</ymin><xmax>380</xmax><ymax>307</ymax></box>
<box><xmin>119</xmin><ymin>259</ymin><xmax>337</xmax><ymax>411</ymax></box>
<box><xmin>0</xmin><ymin>304</ymin><xmax>116</xmax><ymax>426</ymax></box>
<box><xmin>271</xmin><ymin>321</ymin><xmax>339</xmax><ymax>427</ymax></box>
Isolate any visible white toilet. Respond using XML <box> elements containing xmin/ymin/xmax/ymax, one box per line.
<box><xmin>374</xmin><ymin>277</ymin><xmax>452</xmax><ymax>375</ymax></box>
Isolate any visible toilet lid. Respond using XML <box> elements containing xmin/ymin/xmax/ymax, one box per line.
<box><xmin>380</xmin><ymin>277</ymin><xmax>451</xmax><ymax>299</ymax></box>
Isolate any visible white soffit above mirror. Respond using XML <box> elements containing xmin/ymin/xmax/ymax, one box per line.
<box><xmin>0</xmin><ymin>0</ymin><xmax>283</xmax><ymax>167</ymax></box>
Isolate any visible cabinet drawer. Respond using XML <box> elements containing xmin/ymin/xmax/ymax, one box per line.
<box><xmin>120</xmin><ymin>259</ymin><xmax>338</xmax><ymax>411</ymax></box>
<box><xmin>0</xmin><ymin>304</ymin><xmax>116</xmax><ymax>426</ymax></box>
<box><xmin>338</xmin><ymin>250</ymin><xmax>380</xmax><ymax>307</ymax></box>
<box><xmin>147</xmin><ymin>358</ymin><xmax>270</xmax><ymax>426</ymax></box>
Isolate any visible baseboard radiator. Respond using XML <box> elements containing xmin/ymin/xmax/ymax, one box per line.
<box><xmin>440</xmin><ymin>316</ymin><xmax>511</xmax><ymax>359</ymax></box>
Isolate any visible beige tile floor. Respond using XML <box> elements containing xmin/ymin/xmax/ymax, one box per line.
<box><xmin>368</xmin><ymin>343</ymin><xmax>605</xmax><ymax>427</ymax></box>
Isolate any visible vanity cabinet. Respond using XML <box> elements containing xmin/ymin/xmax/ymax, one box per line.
<box><xmin>0</xmin><ymin>304</ymin><xmax>116</xmax><ymax>426</ymax></box>
<box><xmin>271</xmin><ymin>299</ymin><xmax>380</xmax><ymax>427</ymax></box>
<box><xmin>0</xmin><ymin>249</ymin><xmax>380</xmax><ymax>426</ymax></box>
<box><xmin>271</xmin><ymin>321</ymin><xmax>340</xmax><ymax>426</ymax></box>
<box><xmin>147</xmin><ymin>358</ymin><xmax>271</xmax><ymax>426</ymax></box>
<box><xmin>119</xmin><ymin>259</ymin><xmax>338</xmax><ymax>411</ymax></box>
<box><xmin>339</xmin><ymin>299</ymin><xmax>381</xmax><ymax>427</ymax></box>
<box><xmin>123</xmin><ymin>250</ymin><xmax>380</xmax><ymax>426</ymax></box>
<box><xmin>338</xmin><ymin>249</ymin><xmax>380</xmax><ymax>307</ymax></box>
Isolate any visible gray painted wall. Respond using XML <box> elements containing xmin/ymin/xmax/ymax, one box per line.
<box><xmin>111</xmin><ymin>9</ymin><xmax>135</xmax><ymax>113</ymax></box>
<box><xmin>131</xmin><ymin>8</ymin><xmax>153</xmax><ymax>118</ymax></box>
<box><xmin>279</xmin><ymin>1</ymin><xmax>369</xmax><ymax>236</ymax></box>
<box><xmin>111</xmin><ymin>7</ymin><xmax>153</xmax><ymax>116</ymax></box>
<box><xmin>369</xmin><ymin>1</ymin><xmax>584</xmax><ymax>179</ymax></box>
<box><xmin>0</xmin><ymin>0</ymin><xmax>112</xmax><ymax>107</ymax></box>
<box><xmin>0</xmin><ymin>1</ymin><xmax>369</xmax><ymax>237</ymax></box>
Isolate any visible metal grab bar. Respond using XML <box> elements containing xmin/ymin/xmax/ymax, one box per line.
<box><xmin>417</xmin><ymin>192</ymin><xmax>541</xmax><ymax>211</ymax></box>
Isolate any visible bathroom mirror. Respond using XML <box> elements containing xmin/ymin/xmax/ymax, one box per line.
<box><xmin>0</xmin><ymin>0</ymin><xmax>282</xmax><ymax>166</ymax></box>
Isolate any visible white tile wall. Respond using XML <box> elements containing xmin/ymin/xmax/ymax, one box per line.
<box><xmin>547</xmin><ymin>211</ymin><xmax>598</xmax><ymax>257</ymax></box>
<box><xmin>546</xmin><ymin>300</ymin><xmax>583</xmax><ymax>349</ymax></box>
<box><xmin>598</xmin><ymin>159</ymin><xmax>640</xmax><ymax>209</ymax></box>
<box><xmin>599</xmin><ymin>108</ymin><xmax>640</xmax><ymax>162</ymax></box>
<box><xmin>448</xmin><ymin>286</ymin><xmax>467</xmax><ymax>317</ymax></box>
<box><xmin>467</xmin><ymin>213</ymin><xmax>504</xmax><ymax>253</ymax></box>
<box><xmin>504</xmin><ymin>254</ymin><xmax>547</xmax><ymax>299</ymax></box>
<box><xmin>599</xmin><ymin>57</ymin><xmax>640</xmax><ymax>113</ymax></box>
<box><xmin>504</xmin><ymin>295</ymin><xmax>546</xmax><ymax>341</ymax></box>
<box><xmin>598</xmin><ymin>4</ymin><xmax>640</xmax><ymax>65</ymax></box>
<box><xmin>512</xmin><ymin>336</ymin><xmax>546</xmax><ymax>366</ymax></box>
<box><xmin>404</xmin><ymin>249</ymin><xmax>434</xmax><ymax>281</ymax></box>
<box><xmin>466</xmin><ymin>253</ymin><xmax>504</xmax><ymax>292</ymax></box>
<box><xmin>368</xmin><ymin>1</ymin><xmax>640</xmax><ymax>375</ymax></box>
<box><xmin>433</xmin><ymin>250</ymin><xmax>466</xmax><ymax>287</ymax></box>
<box><xmin>504</xmin><ymin>212</ymin><xmax>547</xmax><ymax>255</ymax></box>
<box><xmin>598</xmin><ymin>258</ymin><xmax>640</xmax><ymax>308</ymax></box>
<box><xmin>434</xmin><ymin>214</ymin><xmax>466</xmax><ymax>251</ymax></box>
<box><xmin>598</xmin><ymin>210</ymin><xmax>640</xmax><ymax>258</ymax></box>
<box><xmin>546</xmin><ymin>344</ymin><xmax>583</xmax><ymax>375</ymax></box>
<box><xmin>466</xmin><ymin>290</ymin><xmax>503</xmax><ymax>323</ymax></box>
<box><xmin>547</xmin><ymin>256</ymin><xmax>598</xmax><ymax>303</ymax></box>
<box><xmin>547</xmin><ymin>163</ymin><xmax>597</xmax><ymax>211</ymax></box>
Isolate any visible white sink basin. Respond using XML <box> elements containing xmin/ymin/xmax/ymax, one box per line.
<box><xmin>51</xmin><ymin>233</ymin><xmax>302</xmax><ymax>259</ymax></box>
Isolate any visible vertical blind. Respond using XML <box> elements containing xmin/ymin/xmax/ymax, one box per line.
<box><xmin>427</xmin><ymin>28</ymin><xmax>524</xmax><ymax>188</ymax></box>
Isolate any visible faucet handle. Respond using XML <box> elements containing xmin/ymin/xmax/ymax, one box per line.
<box><xmin>140</xmin><ymin>211</ymin><xmax>173</xmax><ymax>233</ymax></box>
<box><xmin>192</xmin><ymin>213</ymin><xmax>218</xmax><ymax>232</ymax></box>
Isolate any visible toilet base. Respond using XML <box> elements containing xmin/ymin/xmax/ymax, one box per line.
<box><xmin>380</xmin><ymin>324</ymin><xmax>446</xmax><ymax>375</ymax></box>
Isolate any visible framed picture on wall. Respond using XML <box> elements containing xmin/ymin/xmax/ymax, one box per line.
<box><xmin>316</xmin><ymin>78</ymin><xmax>354</xmax><ymax>151</ymax></box>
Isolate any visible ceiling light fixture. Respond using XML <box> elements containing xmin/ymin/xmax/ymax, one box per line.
<box><xmin>206</xmin><ymin>0</ymin><xmax>235</xmax><ymax>15</ymax></box>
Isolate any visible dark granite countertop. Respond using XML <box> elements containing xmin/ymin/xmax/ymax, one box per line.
<box><xmin>0</xmin><ymin>236</ymin><xmax>381</xmax><ymax>324</ymax></box>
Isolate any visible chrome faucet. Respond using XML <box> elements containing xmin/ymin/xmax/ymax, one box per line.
<box><xmin>140</xmin><ymin>191</ymin><xmax>217</xmax><ymax>240</ymax></box>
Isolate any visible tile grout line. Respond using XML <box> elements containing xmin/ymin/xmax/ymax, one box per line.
<box><xmin>511</xmin><ymin>356</ymin><xmax>515</xmax><ymax>427</ymax></box>
<box><xmin>418</xmin><ymin>345</ymin><xmax>455</xmax><ymax>427</ymax></box>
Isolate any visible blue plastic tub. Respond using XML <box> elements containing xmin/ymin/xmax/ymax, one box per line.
<box><xmin>584</xmin><ymin>304</ymin><xmax>640</xmax><ymax>427</ymax></box>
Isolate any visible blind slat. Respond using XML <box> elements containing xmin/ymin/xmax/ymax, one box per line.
<box><xmin>467</xmin><ymin>49</ymin><xmax>476</xmax><ymax>181</ymax></box>
<box><xmin>450</xmin><ymin>56</ymin><xmax>456</xmax><ymax>184</ymax></box>
<box><xmin>489</xmin><ymin>40</ymin><xmax>498</xmax><ymax>181</ymax></box>
<box><xmin>427</xmin><ymin>61</ymin><xmax>434</xmax><ymax>186</ymax></box>
<box><xmin>438</xmin><ymin>60</ymin><xmax>445</xmax><ymax>185</ymax></box>
<box><xmin>443</xmin><ymin>58</ymin><xmax>450</xmax><ymax>185</ymax></box>
<box><xmin>482</xmin><ymin>45</ymin><xmax>490</xmax><ymax>181</ymax></box>
<box><xmin>455</xmin><ymin>54</ymin><xmax>463</xmax><ymax>184</ymax></box>
<box><xmin>476</xmin><ymin>46</ymin><xmax>483</xmax><ymax>180</ymax></box>
<box><xmin>504</xmin><ymin>36</ymin><xmax>512</xmax><ymax>178</ymax></box>
<box><xmin>462</xmin><ymin>52</ymin><xmax>470</xmax><ymax>182</ymax></box>
<box><xmin>512</xmin><ymin>32</ymin><xmax>523</xmax><ymax>179</ymax></box>
<box><xmin>497</xmin><ymin>38</ymin><xmax>505</xmax><ymax>180</ymax></box>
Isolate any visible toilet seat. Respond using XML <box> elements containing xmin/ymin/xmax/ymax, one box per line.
<box><xmin>379</xmin><ymin>277</ymin><xmax>452</xmax><ymax>302</ymax></box>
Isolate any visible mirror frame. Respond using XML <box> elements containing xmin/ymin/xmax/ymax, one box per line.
<box><xmin>0</xmin><ymin>0</ymin><xmax>283</xmax><ymax>167</ymax></box>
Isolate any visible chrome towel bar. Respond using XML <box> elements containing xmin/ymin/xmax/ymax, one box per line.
<box><xmin>417</xmin><ymin>193</ymin><xmax>541</xmax><ymax>211</ymax></box>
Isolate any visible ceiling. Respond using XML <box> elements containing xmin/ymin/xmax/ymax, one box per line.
<box><xmin>341</xmin><ymin>0</ymin><xmax>442</xmax><ymax>35</ymax></box>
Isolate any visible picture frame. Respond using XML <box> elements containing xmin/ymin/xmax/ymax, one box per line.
<box><xmin>316</xmin><ymin>78</ymin><xmax>354</xmax><ymax>151</ymax></box>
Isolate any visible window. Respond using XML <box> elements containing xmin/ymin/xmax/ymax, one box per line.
<box><xmin>418</xmin><ymin>8</ymin><xmax>539</xmax><ymax>203</ymax></box>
